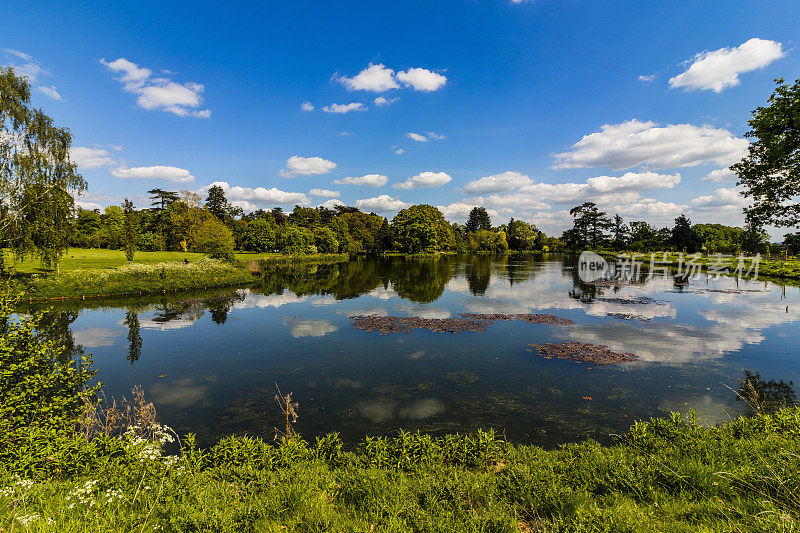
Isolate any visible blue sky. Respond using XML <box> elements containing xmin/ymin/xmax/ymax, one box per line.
<box><xmin>3</xmin><ymin>0</ymin><xmax>799</xmax><ymax>236</ymax></box>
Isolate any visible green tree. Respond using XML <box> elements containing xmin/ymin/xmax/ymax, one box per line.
<box><xmin>313</xmin><ymin>226</ymin><xmax>339</xmax><ymax>253</ymax></box>
<box><xmin>507</xmin><ymin>218</ymin><xmax>539</xmax><ymax>251</ymax></box>
<box><xmin>627</xmin><ymin>221</ymin><xmax>661</xmax><ymax>252</ymax></box>
<box><xmin>0</xmin><ymin>295</ymin><xmax>99</xmax><ymax>433</ymax></box>
<box><xmin>733</xmin><ymin>77</ymin><xmax>800</xmax><ymax>228</ymax></box>
<box><xmin>282</xmin><ymin>226</ymin><xmax>315</xmax><ymax>255</ymax></box>
<box><xmin>242</xmin><ymin>217</ymin><xmax>279</xmax><ymax>252</ymax></box>
<box><xmin>391</xmin><ymin>204</ymin><xmax>455</xmax><ymax>253</ymax></box>
<box><xmin>192</xmin><ymin>217</ymin><xmax>235</xmax><ymax>260</ymax></box>
<box><xmin>122</xmin><ymin>199</ymin><xmax>138</xmax><ymax>262</ymax></box>
<box><xmin>611</xmin><ymin>214</ymin><xmax>628</xmax><ymax>251</ymax></box>
<box><xmin>204</xmin><ymin>185</ymin><xmax>231</xmax><ymax>222</ymax></box>
<box><xmin>568</xmin><ymin>202</ymin><xmax>612</xmax><ymax>249</ymax></box>
<box><xmin>671</xmin><ymin>214</ymin><xmax>702</xmax><ymax>253</ymax></box>
<box><xmin>0</xmin><ymin>67</ymin><xmax>87</xmax><ymax>272</ymax></box>
<box><xmin>741</xmin><ymin>221</ymin><xmax>770</xmax><ymax>254</ymax></box>
<box><xmin>784</xmin><ymin>232</ymin><xmax>800</xmax><ymax>255</ymax></box>
<box><xmin>289</xmin><ymin>205</ymin><xmax>321</xmax><ymax>228</ymax></box>
<box><xmin>103</xmin><ymin>205</ymin><xmax>125</xmax><ymax>249</ymax></box>
<box><xmin>465</xmin><ymin>207</ymin><xmax>492</xmax><ymax>233</ymax></box>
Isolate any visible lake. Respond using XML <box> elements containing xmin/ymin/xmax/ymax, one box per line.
<box><xmin>35</xmin><ymin>254</ymin><xmax>800</xmax><ymax>447</ymax></box>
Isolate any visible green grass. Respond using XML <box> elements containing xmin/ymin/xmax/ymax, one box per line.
<box><xmin>11</xmin><ymin>248</ymin><xmax>208</xmax><ymax>274</ymax></box>
<box><xmin>2</xmin><ymin>409</ymin><xmax>800</xmax><ymax>531</ymax></box>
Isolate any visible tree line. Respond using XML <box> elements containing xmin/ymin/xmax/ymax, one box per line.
<box><xmin>559</xmin><ymin>201</ymin><xmax>792</xmax><ymax>255</ymax></box>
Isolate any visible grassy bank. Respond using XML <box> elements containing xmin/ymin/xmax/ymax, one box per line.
<box><xmin>594</xmin><ymin>251</ymin><xmax>800</xmax><ymax>281</ymax></box>
<box><xmin>7</xmin><ymin>249</ymin><xmax>351</xmax><ymax>301</ymax></box>
<box><xmin>12</xmin><ymin>259</ymin><xmax>255</xmax><ymax>301</ymax></box>
<box><xmin>2</xmin><ymin>409</ymin><xmax>799</xmax><ymax>531</ymax></box>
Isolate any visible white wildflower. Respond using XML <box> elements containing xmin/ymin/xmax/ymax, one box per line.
<box><xmin>16</xmin><ymin>513</ymin><xmax>40</xmax><ymax>527</ymax></box>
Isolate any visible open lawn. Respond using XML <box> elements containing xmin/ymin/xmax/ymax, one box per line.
<box><xmin>11</xmin><ymin>248</ymin><xmax>207</xmax><ymax>274</ymax></box>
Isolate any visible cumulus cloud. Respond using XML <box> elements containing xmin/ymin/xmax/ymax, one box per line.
<box><xmin>70</xmin><ymin>147</ymin><xmax>118</xmax><ymax>169</ymax></box>
<box><xmin>396</xmin><ymin>68</ymin><xmax>447</xmax><ymax>91</ymax></box>
<box><xmin>406</xmin><ymin>132</ymin><xmax>428</xmax><ymax>142</ymax></box>
<box><xmin>463</xmin><ymin>171</ymin><xmax>533</xmax><ymax>194</ymax></box>
<box><xmin>300</xmin><ymin>101</ymin><xmax>314</xmax><ymax>111</ymax></box>
<box><xmin>612</xmin><ymin>199</ymin><xmax>689</xmax><ymax>218</ymax></box>
<box><xmin>284</xmin><ymin>318</ymin><xmax>338</xmax><ymax>338</ymax></box>
<box><xmin>100</xmin><ymin>57</ymin><xmax>211</xmax><ymax>118</ymax></box>
<box><xmin>395</xmin><ymin>171</ymin><xmax>452</xmax><ymax>189</ymax></box>
<box><xmin>336</xmin><ymin>63</ymin><xmax>446</xmax><ymax>92</ymax></box>
<box><xmin>336</xmin><ymin>63</ymin><xmax>399</xmax><ymax>92</ymax></box>
<box><xmin>279</xmin><ymin>155</ymin><xmax>337</xmax><ymax>177</ymax></box>
<box><xmin>394</xmin><ymin>148</ymin><xmax>405</xmax><ymax>155</ymax></box>
<box><xmin>669</xmin><ymin>38</ymin><xmax>785</xmax><ymax>92</ymax></box>
<box><xmin>691</xmin><ymin>187</ymin><xmax>748</xmax><ymax>209</ymax></box>
<box><xmin>112</xmin><ymin>165</ymin><xmax>195</xmax><ymax>183</ymax></box>
<box><xmin>333</xmin><ymin>173</ymin><xmax>388</xmax><ymax>187</ymax></box>
<box><xmin>309</xmin><ymin>188</ymin><xmax>340</xmax><ymax>198</ymax></box>
<box><xmin>463</xmin><ymin>171</ymin><xmax>679</xmax><ymax>211</ymax></box>
<box><xmin>355</xmin><ymin>195</ymin><xmax>410</xmax><ymax>212</ymax></box>
<box><xmin>553</xmin><ymin>119</ymin><xmax>748</xmax><ymax>170</ymax></box>
<box><xmin>317</xmin><ymin>198</ymin><xmax>345</xmax><ymax>209</ymax></box>
<box><xmin>638</xmin><ymin>74</ymin><xmax>656</xmax><ymax>83</ymax></box>
<box><xmin>198</xmin><ymin>181</ymin><xmax>311</xmax><ymax>208</ymax></box>
<box><xmin>322</xmin><ymin>102</ymin><xmax>366</xmax><ymax>113</ymax></box>
<box><xmin>702</xmin><ymin>168</ymin><xmax>737</xmax><ymax>182</ymax></box>
<box><xmin>437</xmin><ymin>202</ymin><xmax>499</xmax><ymax>221</ymax></box>
<box><xmin>427</xmin><ymin>132</ymin><xmax>446</xmax><ymax>140</ymax></box>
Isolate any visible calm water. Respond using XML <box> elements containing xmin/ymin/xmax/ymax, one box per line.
<box><xmin>34</xmin><ymin>255</ymin><xmax>800</xmax><ymax>447</ymax></box>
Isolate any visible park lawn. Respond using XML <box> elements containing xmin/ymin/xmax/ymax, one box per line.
<box><xmin>12</xmin><ymin>248</ymin><xmax>206</xmax><ymax>274</ymax></box>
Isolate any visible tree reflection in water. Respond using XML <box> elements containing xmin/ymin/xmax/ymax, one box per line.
<box><xmin>736</xmin><ymin>370</ymin><xmax>796</xmax><ymax>415</ymax></box>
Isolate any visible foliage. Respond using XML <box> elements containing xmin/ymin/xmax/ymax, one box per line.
<box><xmin>671</xmin><ymin>214</ymin><xmax>703</xmax><ymax>253</ymax></box>
<box><xmin>282</xmin><ymin>226</ymin><xmax>316</xmax><ymax>255</ymax></box>
<box><xmin>785</xmin><ymin>232</ymin><xmax>800</xmax><ymax>255</ymax></box>
<box><xmin>0</xmin><ymin>67</ymin><xmax>87</xmax><ymax>270</ymax></box>
<box><xmin>695</xmin><ymin>223</ymin><xmax>744</xmax><ymax>254</ymax></box>
<box><xmin>312</xmin><ymin>226</ymin><xmax>339</xmax><ymax>253</ymax></box>
<box><xmin>563</xmin><ymin>202</ymin><xmax>612</xmax><ymax>249</ymax></box>
<box><xmin>391</xmin><ymin>204</ymin><xmax>455</xmax><ymax>253</ymax></box>
<box><xmin>241</xmin><ymin>216</ymin><xmax>279</xmax><ymax>252</ymax></box>
<box><xmin>465</xmin><ymin>206</ymin><xmax>492</xmax><ymax>233</ymax></box>
<box><xmin>505</xmin><ymin>218</ymin><xmax>541</xmax><ymax>251</ymax></box>
<box><xmin>192</xmin><ymin>217</ymin><xmax>236</xmax><ymax>261</ymax></box>
<box><xmin>0</xmin><ymin>296</ymin><xmax>99</xmax><ymax>434</ymax></box>
<box><xmin>733</xmin><ymin>77</ymin><xmax>800</xmax><ymax>228</ymax></box>
<box><xmin>122</xmin><ymin>199</ymin><xmax>138</xmax><ymax>262</ymax></box>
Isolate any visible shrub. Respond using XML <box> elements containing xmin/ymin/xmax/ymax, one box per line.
<box><xmin>192</xmin><ymin>218</ymin><xmax>236</xmax><ymax>261</ymax></box>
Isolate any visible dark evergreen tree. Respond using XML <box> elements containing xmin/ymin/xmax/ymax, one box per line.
<box><xmin>465</xmin><ymin>207</ymin><xmax>492</xmax><ymax>233</ymax></box>
<box><xmin>671</xmin><ymin>214</ymin><xmax>702</xmax><ymax>253</ymax></box>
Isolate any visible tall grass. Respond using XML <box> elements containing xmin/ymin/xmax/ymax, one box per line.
<box><xmin>2</xmin><ymin>407</ymin><xmax>799</xmax><ymax>531</ymax></box>
<box><xmin>14</xmin><ymin>258</ymin><xmax>255</xmax><ymax>300</ymax></box>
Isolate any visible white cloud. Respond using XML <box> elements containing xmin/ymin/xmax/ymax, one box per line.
<box><xmin>638</xmin><ymin>74</ymin><xmax>656</xmax><ymax>83</ymax></box>
<box><xmin>355</xmin><ymin>194</ymin><xmax>410</xmax><ymax>212</ymax></box>
<box><xmin>75</xmin><ymin>200</ymin><xmax>103</xmax><ymax>211</ymax></box>
<box><xmin>585</xmin><ymin>171</ymin><xmax>681</xmax><ymax>192</ymax></box>
<box><xmin>112</xmin><ymin>165</ymin><xmax>195</xmax><ymax>183</ymax></box>
<box><xmin>396</xmin><ymin>68</ymin><xmax>447</xmax><ymax>91</ymax></box>
<box><xmin>70</xmin><ymin>147</ymin><xmax>118</xmax><ymax>169</ymax></box>
<box><xmin>36</xmin><ymin>85</ymin><xmax>61</xmax><ymax>100</ymax></box>
<box><xmin>691</xmin><ymin>187</ymin><xmax>747</xmax><ymax>209</ymax></box>
<box><xmin>406</xmin><ymin>132</ymin><xmax>428</xmax><ymax>142</ymax></box>
<box><xmin>198</xmin><ymin>181</ymin><xmax>311</xmax><ymax>208</ymax></box>
<box><xmin>322</xmin><ymin>102</ymin><xmax>366</xmax><ymax>113</ymax></box>
<box><xmin>285</xmin><ymin>318</ymin><xmax>338</xmax><ymax>338</ymax></box>
<box><xmin>373</xmin><ymin>96</ymin><xmax>398</xmax><ymax>106</ymax></box>
<box><xmin>394</xmin><ymin>148</ymin><xmax>404</xmax><ymax>155</ymax></box>
<box><xmin>301</xmin><ymin>101</ymin><xmax>314</xmax><ymax>111</ymax></box>
<box><xmin>553</xmin><ymin>119</ymin><xmax>748</xmax><ymax>170</ymax></box>
<box><xmin>669</xmin><ymin>38</ymin><xmax>785</xmax><ymax>93</ymax></box>
<box><xmin>702</xmin><ymin>168</ymin><xmax>737</xmax><ymax>182</ymax></box>
<box><xmin>3</xmin><ymin>49</ymin><xmax>61</xmax><ymax>100</ymax></box>
<box><xmin>279</xmin><ymin>155</ymin><xmax>337</xmax><ymax>177</ymax></box>
<box><xmin>437</xmin><ymin>202</ymin><xmax>499</xmax><ymax>221</ymax></box>
<box><xmin>317</xmin><ymin>198</ymin><xmax>345</xmax><ymax>209</ymax></box>
<box><xmin>395</xmin><ymin>171</ymin><xmax>452</xmax><ymax>189</ymax></box>
<box><xmin>100</xmin><ymin>57</ymin><xmax>210</xmax><ymax>118</ymax></box>
<box><xmin>333</xmin><ymin>173</ymin><xmax>388</xmax><ymax>187</ymax></box>
<box><xmin>336</xmin><ymin>63</ymin><xmax>399</xmax><ymax>92</ymax></box>
<box><xmin>427</xmin><ymin>132</ymin><xmax>446</xmax><ymax>140</ymax></box>
<box><xmin>613</xmin><ymin>198</ymin><xmax>689</xmax><ymax>218</ymax></box>
<box><xmin>463</xmin><ymin>171</ymin><xmax>533</xmax><ymax>194</ymax></box>
<box><xmin>309</xmin><ymin>188</ymin><xmax>340</xmax><ymax>198</ymax></box>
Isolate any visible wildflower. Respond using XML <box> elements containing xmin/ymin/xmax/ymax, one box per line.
<box><xmin>17</xmin><ymin>513</ymin><xmax>40</xmax><ymax>527</ymax></box>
